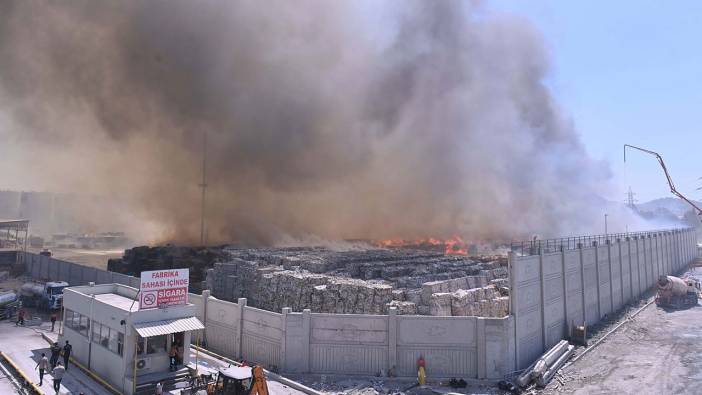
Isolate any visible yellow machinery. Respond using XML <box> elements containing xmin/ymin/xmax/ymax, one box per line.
<box><xmin>198</xmin><ymin>365</ymin><xmax>268</xmax><ymax>395</ymax></box>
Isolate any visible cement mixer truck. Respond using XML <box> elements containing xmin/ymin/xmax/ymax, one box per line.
<box><xmin>19</xmin><ymin>281</ymin><xmax>68</xmax><ymax>310</ymax></box>
<box><xmin>656</xmin><ymin>275</ymin><xmax>700</xmax><ymax>307</ymax></box>
<box><xmin>0</xmin><ymin>291</ymin><xmax>19</xmax><ymax>319</ymax></box>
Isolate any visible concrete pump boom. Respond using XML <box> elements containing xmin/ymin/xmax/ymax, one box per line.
<box><xmin>624</xmin><ymin>144</ymin><xmax>702</xmax><ymax>219</ymax></box>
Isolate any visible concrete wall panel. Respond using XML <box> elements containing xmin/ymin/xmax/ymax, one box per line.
<box><xmin>242</xmin><ymin>307</ymin><xmax>282</xmax><ymax>368</ymax></box>
<box><xmin>510</xmin><ymin>229</ymin><xmax>697</xmax><ymax>373</ymax></box>
<box><xmin>97</xmin><ymin>269</ymin><xmax>113</xmax><ymax>285</ymax></box>
<box><xmin>563</xmin><ymin>249</ymin><xmax>584</xmax><ymax>327</ymax></box>
<box><xmin>542</xmin><ymin>253</ymin><xmax>565</xmax><ymax>349</ymax></box>
<box><xmin>610</xmin><ymin>243</ymin><xmax>623</xmax><ymax>311</ymax></box>
<box><xmin>595</xmin><ymin>245</ymin><xmax>612</xmax><ymax>318</ymax></box>
<box><xmin>511</xmin><ymin>254</ymin><xmax>542</xmax><ymax>369</ymax></box>
<box><xmin>396</xmin><ymin>316</ymin><xmax>475</xmax><ymax>346</ymax></box>
<box><xmin>581</xmin><ymin>248</ymin><xmax>599</xmax><ymax>326</ymax></box>
<box><xmin>397</xmin><ymin>346</ymin><xmax>475</xmax><ymax>378</ymax></box>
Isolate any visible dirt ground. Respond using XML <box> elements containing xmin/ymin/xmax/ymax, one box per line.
<box><xmin>542</xmin><ymin>264</ymin><xmax>702</xmax><ymax>395</ymax></box>
<box><xmin>28</xmin><ymin>247</ymin><xmax>124</xmax><ymax>270</ymax></box>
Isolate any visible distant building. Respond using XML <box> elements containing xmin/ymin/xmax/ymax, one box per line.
<box><xmin>59</xmin><ymin>283</ymin><xmax>204</xmax><ymax>394</ymax></box>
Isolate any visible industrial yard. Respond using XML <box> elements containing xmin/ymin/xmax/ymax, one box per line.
<box><xmin>543</xmin><ymin>262</ymin><xmax>702</xmax><ymax>394</ymax></box>
<box><xmin>3</xmin><ymin>1</ymin><xmax>702</xmax><ymax>394</ymax></box>
<box><xmin>108</xmin><ymin>245</ymin><xmax>509</xmax><ymax>317</ymax></box>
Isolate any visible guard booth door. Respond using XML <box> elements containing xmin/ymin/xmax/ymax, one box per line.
<box><xmin>172</xmin><ymin>332</ymin><xmax>185</xmax><ymax>364</ymax></box>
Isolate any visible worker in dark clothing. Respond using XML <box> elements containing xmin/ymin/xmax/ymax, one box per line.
<box><xmin>62</xmin><ymin>341</ymin><xmax>72</xmax><ymax>370</ymax></box>
<box><xmin>16</xmin><ymin>308</ymin><xmax>25</xmax><ymax>326</ymax></box>
<box><xmin>49</xmin><ymin>342</ymin><xmax>61</xmax><ymax>369</ymax></box>
<box><xmin>50</xmin><ymin>313</ymin><xmax>57</xmax><ymax>332</ymax></box>
<box><xmin>169</xmin><ymin>342</ymin><xmax>177</xmax><ymax>371</ymax></box>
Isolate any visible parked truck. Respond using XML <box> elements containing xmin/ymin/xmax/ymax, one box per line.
<box><xmin>0</xmin><ymin>291</ymin><xmax>19</xmax><ymax>319</ymax></box>
<box><xmin>19</xmin><ymin>281</ymin><xmax>68</xmax><ymax>310</ymax></box>
<box><xmin>656</xmin><ymin>275</ymin><xmax>700</xmax><ymax>307</ymax></box>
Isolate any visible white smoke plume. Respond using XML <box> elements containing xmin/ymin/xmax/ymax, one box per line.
<box><xmin>0</xmin><ymin>0</ymin><xmax>612</xmax><ymax>245</ymax></box>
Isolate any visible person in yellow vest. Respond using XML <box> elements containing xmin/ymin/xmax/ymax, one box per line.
<box><xmin>417</xmin><ymin>355</ymin><xmax>426</xmax><ymax>386</ymax></box>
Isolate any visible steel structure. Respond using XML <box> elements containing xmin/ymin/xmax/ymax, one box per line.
<box><xmin>0</xmin><ymin>219</ymin><xmax>29</xmax><ymax>266</ymax></box>
<box><xmin>624</xmin><ymin>144</ymin><xmax>702</xmax><ymax>219</ymax></box>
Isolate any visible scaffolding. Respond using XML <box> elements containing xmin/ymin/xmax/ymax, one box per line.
<box><xmin>0</xmin><ymin>219</ymin><xmax>29</xmax><ymax>266</ymax></box>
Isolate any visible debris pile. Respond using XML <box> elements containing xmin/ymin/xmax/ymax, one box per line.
<box><xmin>206</xmin><ymin>246</ymin><xmax>509</xmax><ymax>316</ymax></box>
<box><xmin>107</xmin><ymin>245</ymin><xmax>230</xmax><ymax>292</ymax></box>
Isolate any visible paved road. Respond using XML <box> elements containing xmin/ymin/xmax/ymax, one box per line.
<box><xmin>0</xmin><ymin>318</ymin><xmax>112</xmax><ymax>395</ymax></box>
<box><xmin>545</xmin><ymin>265</ymin><xmax>702</xmax><ymax>395</ymax></box>
<box><xmin>0</xmin><ymin>366</ymin><xmax>21</xmax><ymax>394</ymax></box>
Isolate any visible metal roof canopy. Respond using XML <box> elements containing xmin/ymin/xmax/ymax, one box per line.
<box><xmin>0</xmin><ymin>219</ymin><xmax>29</xmax><ymax>230</ymax></box>
<box><xmin>133</xmin><ymin>316</ymin><xmax>204</xmax><ymax>337</ymax></box>
<box><xmin>219</xmin><ymin>366</ymin><xmax>252</xmax><ymax>380</ymax></box>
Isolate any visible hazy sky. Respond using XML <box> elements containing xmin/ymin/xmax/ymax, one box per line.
<box><xmin>488</xmin><ymin>0</ymin><xmax>702</xmax><ymax>203</ymax></box>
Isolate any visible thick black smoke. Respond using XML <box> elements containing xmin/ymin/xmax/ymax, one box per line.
<box><xmin>0</xmin><ymin>1</ymin><xmax>610</xmax><ymax>244</ymax></box>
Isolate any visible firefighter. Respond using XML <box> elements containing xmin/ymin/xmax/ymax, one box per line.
<box><xmin>417</xmin><ymin>355</ymin><xmax>426</xmax><ymax>386</ymax></box>
<box><xmin>249</xmin><ymin>366</ymin><xmax>269</xmax><ymax>395</ymax></box>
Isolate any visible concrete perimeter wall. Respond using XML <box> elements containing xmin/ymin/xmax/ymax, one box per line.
<box><xmin>188</xmin><ymin>294</ymin><xmax>514</xmax><ymax>379</ymax></box>
<box><xmin>22</xmin><ymin>251</ymin><xmax>514</xmax><ymax>379</ymax></box>
<box><xmin>509</xmin><ymin>228</ymin><xmax>699</xmax><ymax>370</ymax></box>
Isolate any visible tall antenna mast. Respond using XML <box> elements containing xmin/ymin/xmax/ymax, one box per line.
<box><xmin>625</xmin><ymin>186</ymin><xmax>637</xmax><ymax>208</ymax></box>
<box><xmin>199</xmin><ymin>130</ymin><xmax>208</xmax><ymax>246</ymax></box>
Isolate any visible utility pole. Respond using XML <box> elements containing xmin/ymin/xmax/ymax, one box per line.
<box><xmin>604</xmin><ymin>214</ymin><xmax>609</xmax><ymax>236</ymax></box>
<box><xmin>199</xmin><ymin>131</ymin><xmax>208</xmax><ymax>246</ymax></box>
<box><xmin>625</xmin><ymin>186</ymin><xmax>637</xmax><ymax>208</ymax></box>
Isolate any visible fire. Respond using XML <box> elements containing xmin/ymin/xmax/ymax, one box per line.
<box><xmin>375</xmin><ymin>236</ymin><xmax>469</xmax><ymax>255</ymax></box>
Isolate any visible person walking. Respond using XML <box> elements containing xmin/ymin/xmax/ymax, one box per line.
<box><xmin>50</xmin><ymin>313</ymin><xmax>57</xmax><ymax>332</ymax></box>
<box><xmin>62</xmin><ymin>341</ymin><xmax>72</xmax><ymax>370</ymax></box>
<box><xmin>35</xmin><ymin>353</ymin><xmax>49</xmax><ymax>386</ymax></box>
<box><xmin>156</xmin><ymin>381</ymin><xmax>163</xmax><ymax>395</ymax></box>
<box><xmin>16</xmin><ymin>307</ymin><xmax>25</xmax><ymax>326</ymax></box>
<box><xmin>49</xmin><ymin>342</ymin><xmax>61</xmax><ymax>369</ymax></box>
<box><xmin>52</xmin><ymin>362</ymin><xmax>65</xmax><ymax>393</ymax></box>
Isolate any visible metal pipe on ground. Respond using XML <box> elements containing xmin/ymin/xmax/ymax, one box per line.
<box><xmin>538</xmin><ymin>345</ymin><xmax>575</xmax><ymax>387</ymax></box>
<box><xmin>516</xmin><ymin>340</ymin><xmax>570</xmax><ymax>388</ymax></box>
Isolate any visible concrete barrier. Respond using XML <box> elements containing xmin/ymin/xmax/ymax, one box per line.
<box><xmin>510</xmin><ymin>228</ymin><xmax>698</xmax><ymax>371</ymax></box>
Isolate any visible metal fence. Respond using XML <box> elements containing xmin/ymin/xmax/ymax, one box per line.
<box><xmin>509</xmin><ymin>228</ymin><xmax>687</xmax><ymax>256</ymax></box>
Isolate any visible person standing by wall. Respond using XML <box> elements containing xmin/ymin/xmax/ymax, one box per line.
<box><xmin>62</xmin><ymin>341</ymin><xmax>72</xmax><ymax>370</ymax></box>
<box><xmin>35</xmin><ymin>352</ymin><xmax>49</xmax><ymax>386</ymax></box>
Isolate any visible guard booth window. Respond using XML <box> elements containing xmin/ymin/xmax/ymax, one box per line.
<box><xmin>147</xmin><ymin>334</ymin><xmax>168</xmax><ymax>354</ymax></box>
<box><xmin>137</xmin><ymin>334</ymin><xmax>168</xmax><ymax>355</ymax></box>
<box><xmin>64</xmin><ymin>309</ymin><xmax>90</xmax><ymax>337</ymax></box>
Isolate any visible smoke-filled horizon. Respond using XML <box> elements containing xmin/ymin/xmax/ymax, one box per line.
<box><xmin>0</xmin><ymin>1</ymin><xmax>615</xmax><ymax>245</ymax></box>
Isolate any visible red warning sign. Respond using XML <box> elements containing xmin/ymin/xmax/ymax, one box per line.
<box><xmin>139</xmin><ymin>269</ymin><xmax>189</xmax><ymax>310</ymax></box>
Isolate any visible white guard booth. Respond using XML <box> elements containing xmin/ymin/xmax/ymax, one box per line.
<box><xmin>59</xmin><ymin>283</ymin><xmax>204</xmax><ymax>395</ymax></box>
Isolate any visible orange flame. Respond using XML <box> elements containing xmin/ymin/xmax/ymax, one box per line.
<box><xmin>374</xmin><ymin>236</ymin><xmax>469</xmax><ymax>255</ymax></box>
